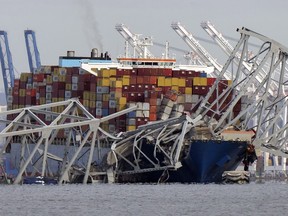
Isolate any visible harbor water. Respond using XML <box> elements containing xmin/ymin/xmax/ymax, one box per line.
<box><xmin>0</xmin><ymin>181</ymin><xmax>287</xmax><ymax>216</ymax></box>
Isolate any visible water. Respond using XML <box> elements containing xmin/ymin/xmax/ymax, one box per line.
<box><xmin>0</xmin><ymin>181</ymin><xmax>287</xmax><ymax>216</ymax></box>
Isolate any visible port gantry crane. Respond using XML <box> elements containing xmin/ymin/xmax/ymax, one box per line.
<box><xmin>201</xmin><ymin>21</ymin><xmax>288</xmax><ymax>169</ymax></box>
<box><xmin>0</xmin><ymin>31</ymin><xmax>15</xmax><ymax>101</ymax></box>
<box><xmin>115</xmin><ymin>24</ymin><xmax>154</xmax><ymax>58</ymax></box>
<box><xmin>24</xmin><ymin>30</ymin><xmax>41</xmax><ymax>73</ymax></box>
<box><xmin>194</xmin><ymin>26</ymin><xmax>288</xmax><ymax>159</ymax></box>
<box><xmin>171</xmin><ymin>22</ymin><xmax>231</xmax><ymax>80</ymax></box>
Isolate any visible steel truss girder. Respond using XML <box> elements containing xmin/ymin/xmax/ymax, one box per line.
<box><xmin>195</xmin><ymin>27</ymin><xmax>288</xmax><ymax>157</ymax></box>
<box><xmin>0</xmin><ymin>98</ymin><xmax>137</xmax><ymax>184</ymax></box>
<box><xmin>110</xmin><ymin>115</ymin><xmax>202</xmax><ymax>175</ymax></box>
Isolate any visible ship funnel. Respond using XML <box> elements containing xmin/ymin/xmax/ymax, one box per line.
<box><xmin>91</xmin><ymin>48</ymin><xmax>98</xmax><ymax>58</ymax></box>
<box><xmin>67</xmin><ymin>51</ymin><xmax>75</xmax><ymax>57</ymax></box>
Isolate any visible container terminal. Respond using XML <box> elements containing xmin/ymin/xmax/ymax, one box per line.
<box><xmin>0</xmin><ymin>22</ymin><xmax>288</xmax><ymax>184</ymax></box>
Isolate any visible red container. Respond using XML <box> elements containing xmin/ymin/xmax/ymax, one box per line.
<box><xmin>128</xmin><ymin>85</ymin><xmax>136</xmax><ymax>92</ymax></box>
<box><xmin>122</xmin><ymin>85</ymin><xmax>129</xmax><ymax>92</ymax></box>
<box><xmin>20</xmin><ymin>81</ymin><xmax>26</xmax><ymax>89</ymax></box>
<box><xmin>109</xmin><ymin>108</ymin><xmax>117</xmax><ymax>114</ymax></box>
<box><xmin>163</xmin><ymin>69</ymin><xmax>172</xmax><ymax>77</ymax></box>
<box><xmin>207</xmin><ymin>77</ymin><xmax>216</xmax><ymax>86</ymax></box>
<box><xmin>143</xmin><ymin>76</ymin><xmax>150</xmax><ymax>84</ymax></box>
<box><xmin>172</xmin><ymin>70</ymin><xmax>179</xmax><ymax>77</ymax></box>
<box><xmin>14</xmin><ymin>79</ymin><xmax>20</xmax><ymax>88</ymax></box>
<box><xmin>136</xmin><ymin>76</ymin><xmax>144</xmax><ymax>84</ymax></box>
<box><xmin>127</xmin><ymin>93</ymin><xmax>136</xmax><ymax>101</ymax></box>
<box><xmin>52</xmin><ymin>82</ymin><xmax>65</xmax><ymax>90</ymax></box>
<box><xmin>136</xmin><ymin>93</ymin><xmax>144</xmax><ymax>102</ymax></box>
<box><xmin>150</xmin><ymin>105</ymin><xmax>157</xmax><ymax>113</ymax></box>
<box><xmin>185</xmin><ymin>78</ymin><xmax>193</xmax><ymax>87</ymax></box>
<box><xmin>130</xmin><ymin>76</ymin><xmax>137</xmax><ymax>85</ymax></box>
<box><xmin>13</xmin><ymin>89</ymin><xmax>19</xmax><ymax>96</ymax></box>
<box><xmin>149</xmin><ymin>76</ymin><xmax>157</xmax><ymax>85</ymax></box>
<box><xmin>198</xmin><ymin>86</ymin><xmax>209</xmax><ymax>95</ymax></box>
<box><xmin>65</xmin><ymin>75</ymin><xmax>72</xmax><ymax>83</ymax></box>
<box><xmin>192</xmin><ymin>86</ymin><xmax>201</xmax><ymax>95</ymax></box>
<box><xmin>19</xmin><ymin>96</ymin><xmax>25</xmax><ymax>105</ymax></box>
<box><xmin>178</xmin><ymin>87</ymin><xmax>185</xmax><ymax>94</ymax></box>
<box><xmin>13</xmin><ymin>95</ymin><xmax>19</xmax><ymax>104</ymax></box>
<box><xmin>90</xmin><ymin>83</ymin><xmax>96</xmax><ymax>92</ymax></box>
<box><xmin>102</xmin><ymin>101</ymin><xmax>109</xmax><ymax>109</ymax></box>
<box><xmin>58</xmin><ymin>90</ymin><xmax>65</xmax><ymax>98</ymax></box>
<box><xmin>84</xmin><ymin>82</ymin><xmax>90</xmax><ymax>91</ymax></box>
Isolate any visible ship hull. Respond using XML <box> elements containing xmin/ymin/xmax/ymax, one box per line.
<box><xmin>116</xmin><ymin>140</ymin><xmax>247</xmax><ymax>184</ymax></box>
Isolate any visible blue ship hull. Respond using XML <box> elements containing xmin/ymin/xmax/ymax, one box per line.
<box><xmin>117</xmin><ymin>140</ymin><xmax>248</xmax><ymax>183</ymax></box>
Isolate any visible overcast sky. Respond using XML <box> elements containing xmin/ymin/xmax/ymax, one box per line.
<box><xmin>0</xmin><ymin>0</ymin><xmax>288</xmax><ymax>78</ymax></box>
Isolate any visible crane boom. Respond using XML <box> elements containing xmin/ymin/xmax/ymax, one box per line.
<box><xmin>24</xmin><ymin>30</ymin><xmax>41</xmax><ymax>73</ymax></box>
<box><xmin>115</xmin><ymin>24</ymin><xmax>154</xmax><ymax>58</ymax></box>
<box><xmin>171</xmin><ymin>22</ymin><xmax>231</xmax><ymax>79</ymax></box>
<box><xmin>0</xmin><ymin>31</ymin><xmax>15</xmax><ymax>100</ymax></box>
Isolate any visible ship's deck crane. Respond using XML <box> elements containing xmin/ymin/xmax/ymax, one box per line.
<box><xmin>24</xmin><ymin>30</ymin><xmax>41</xmax><ymax>73</ymax></box>
<box><xmin>115</xmin><ymin>24</ymin><xmax>154</xmax><ymax>58</ymax></box>
<box><xmin>0</xmin><ymin>31</ymin><xmax>15</xmax><ymax>101</ymax></box>
<box><xmin>171</xmin><ymin>22</ymin><xmax>231</xmax><ymax>80</ymax></box>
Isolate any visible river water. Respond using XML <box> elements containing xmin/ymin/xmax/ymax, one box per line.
<box><xmin>0</xmin><ymin>181</ymin><xmax>287</xmax><ymax>216</ymax></box>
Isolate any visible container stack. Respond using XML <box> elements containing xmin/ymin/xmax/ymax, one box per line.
<box><xmin>8</xmin><ymin>63</ymin><xmax>238</xmax><ymax>135</ymax></box>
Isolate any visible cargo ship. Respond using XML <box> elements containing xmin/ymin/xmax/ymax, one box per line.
<box><xmin>4</xmin><ymin>47</ymin><xmax>256</xmax><ymax>184</ymax></box>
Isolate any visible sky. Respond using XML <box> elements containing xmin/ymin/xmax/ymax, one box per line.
<box><xmin>0</xmin><ymin>0</ymin><xmax>288</xmax><ymax>79</ymax></box>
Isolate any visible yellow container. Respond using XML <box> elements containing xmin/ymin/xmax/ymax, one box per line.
<box><xmin>178</xmin><ymin>78</ymin><xmax>186</xmax><ymax>87</ymax></box>
<box><xmin>185</xmin><ymin>87</ymin><xmax>192</xmax><ymax>94</ymax></box>
<box><xmin>40</xmin><ymin>98</ymin><xmax>46</xmax><ymax>104</ymax></box>
<box><xmin>200</xmin><ymin>77</ymin><xmax>207</xmax><ymax>86</ymax></box>
<box><xmin>58</xmin><ymin>106</ymin><xmax>65</xmax><ymax>113</ymax></box>
<box><xmin>122</xmin><ymin>76</ymin><xmax>130</xmax><ymax>86</ymax></box>
<box><xmin>83</xmin><ymin>100</ymin><xmax>90</xmax><ymax>107</ymax></box>
<box><xmin>59</xmin><ymin>75</ymin><xmax>66</xmax><ymax>82</ymax></box>
<box><xmin>52</xmin><ymin>107</ymin><xmax>58</xmax><ymax>113</ymax></box>
<box><xmin>19</xmin><ymin>89</ymin><xmax>26</xmax><ymax>97</ymax></box>
<box><xmin>115</xmin><ymin>91</ymin><xmax>122</xmax><ymax>98</ymax></box>
<box><xmin>228</xmin><ymin>80</ymin><xmax>233</xmax><ymax>86</ymax></box>
<box><xmin>65</xmin><ymin>84</ymin><xmax>72</xmax><ymax>90</ymax></box>
<box><xmin>100</xmin><ymin>78</ymin><xmax>110</xmax><ymax>86</ymax></box>
<box><xmin>103</xmin><ymin>69</ymin><xmax>111</xmax><ymax>77</ymax></box>
<box><xmin>90</xmin><ymin>101</ymin><xmax>96</xmax><ymax>108</ymax></box>
<box><xmin>127</xmin><ymin>125</ymin><xmax>136</xmax><ymax>131</ymax></box>
<box><xmin>109</xmin><ymin>77</ymin><xmax>117</xmax><ymax>83</ymax></box>
<box><xmin>46</xmin><ymin>75</ymin><xmax>53</xmax><ymax>84</ymax></box>
<box><xmin>171</xmin><ymin>86</ymin><xmax>179</xmax><ymax>91</ymax></box>
<box><xmin>53</xmin><ymin>68</ymin><xmax>59</xmax><ymax>75</ymax></box>
<box><xmin>102</xmin><ymin>94</ymin><xmax>110</xmax><ymax>102</ymax></box>
<box><xmin>164</xmin><ymin>78</ymin><xmax>172</xmax><ymax>86</ymax></box>
<box><xmin>89</xmin><ymin>92</ymin><xmax>96</xmax><ymax>101</ymax></box>
<box><xmin>117</xmin><ymin>97</ymin><xmax>127</xmax><ymax>105</ymax></box>
<box><xmin>83</xmin><ymin>91</ymin><xmax>90</xmax><ymax>100</ymax></box>
<box><xmin>110</xmin><ymin>69</ymin><xmax>117</xmax><ymax>76</ymax></box>
<box><xmin>117</xmin><ymin>104</ymin><xmax>126</xmax><ymax>111</ymax></box>
<box><xmin>171</xmin><ymin>78</ymin><xmax>179</xmax><ymax>86</ymax></box>
<box><xmin>193</xmin><ymin>77</ymin><xmax>201</xmax><ymax>86</ymax></box>
<box><xmin>157</xmin><ymin>76</ymin><xmax>165</xmax><ymax>87</ymax></box>
<box><xmin>115</xmin><ymin>80</ymin><xmax>123</xmax><ymax>88</ymax></box>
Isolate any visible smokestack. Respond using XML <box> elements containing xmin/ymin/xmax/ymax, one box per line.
<box><xmin>67</xmin><ymin>51</ymin><xmax>75</xmax><ymax>57</ymax></box>
<box><xmin>91</xmin><ymin>48</ymin><xmax>98</xmax><ymax>58</ymax></box>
